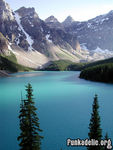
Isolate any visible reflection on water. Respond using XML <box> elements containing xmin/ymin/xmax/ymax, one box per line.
<box><xmin>12</xmin><ymin>72</ymin><xmax>44</xmax><ymax>77</ymax></box>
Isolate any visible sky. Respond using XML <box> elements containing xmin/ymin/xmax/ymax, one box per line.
<box><xmin>5</xmin><ymin>0</ymin><xmax>113</xmax><ymax>22</ymax></box>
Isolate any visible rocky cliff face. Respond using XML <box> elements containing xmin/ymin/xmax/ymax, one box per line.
<box><xmin>45</xmin><ymin>16</ymin><xmax>63</xmax><ymax>29</ymax></box>
<box><xmin>0</xmin><ymin>0</ymin><xmax>28</xmax><ymax>49</ymax></box>
<box><xmin>64</xmin><ymin>11</ymin><xmax>113</xmax><ymax>51</ymax></box>
<box><xmin>0</xmin><ymin>32</ymin><xmax>9</xmax><ymax>54</ymax></box>
<box><xmin>0</xmin><ymin>0</ymin><xmax>79</xmax><ymax>59</ymax></box>
<box><xmin>62</xmin><ymin>16</ymin><xmax>74</xmax><ymax>27</ymax></box>
<box><xmin>0</xmin><ymin>0</ymin><xmax>113</xmax><ymax>69</ymax></box>
<box><xmin>15</xmin><ymin>7</ymin><xmax>78</xmax><ymax>55</ymax></box>
<box><xmin>14</xmin><ymin>7</ymin><xmax>47</xmax><ymax>52</ymax></box>
<box><xmin>0</xmin><ymin>0</ymin><xmax>83</xmax><ymax>68</ymax></box>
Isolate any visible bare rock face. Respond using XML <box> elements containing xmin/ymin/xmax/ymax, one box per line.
<box><xmin>0</xmin><ymin>0</ymin><xmax>79</xmax><ymax>57</ymax></box>
<box><xmin>45</xmin><ymin>16</ymin><xmax>63</xmax><ymax>29</ymax></box>
<box><xmin>0</xmin><ymin>32</ymin><xmax>9</xmax><ymax>55</ymax></box>
<box><xmin>2</xmin><ymin>0</ymin><xmax>113</xmax><ymax>63</ymax></box>
<box><xmin>64</xmin><ymin>11</ymin><xmax>113</xmax><ymax>51</ymax></box>
<box><xmin>15</xmin><ymin>7</ymin><xmax>50</xmax><ymax>53</ymax></box>
<box><xmin>0</xmin><ymin>0</ymin><xmax>28</xmax><ymax>50</ymax></box>
<box><xmin>75</xmin><ymin>40</ymin><xmax>81</xmax><ymax>51</ymax></box>
<box><xmin>15</xmin><ymin>7</ymin><xmax>39</xmax><ymax>19</ymax></box>
<box><xmin>62</xmin><ymin>16</ymin><xmax>74</xmax><ymax>27</ymax></box>
<box><xmin>15</xmin><ymin>7</ymin><xmax>78</xmax><ymax>54</ymax></box>
<box><xmin>0</xmin><ymin>0</ymin><xmax>16</xmax><ymax>41</ymax></box>
<box><xmin>0</xmin><ymin>0</ymin><xmax>14</xmax><ymax>21</ymax></box>
<box><xmin>45</xmin><ymin>16</ymin><xmax>58</xmax><ymax>23</ymax></box>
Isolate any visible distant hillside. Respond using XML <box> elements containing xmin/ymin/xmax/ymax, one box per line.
<box><xmin>79</xmin><ymin>58</ymin><xmax>113</xmax><ymax>83</ymax></box>
<box><xmin>42</xmin><ymin>60</ymin><xmax>86</xmax><ymax>71</ymax></box>
<box><xmin>83</xmin><ymin>57</ymin><xmax>113</xmax><ymax>68</ymax></box>
<box><xmin>41</xmin><ymin>60</ymin><xmax>74</xmax><ymax>71</ymax></box>
<box><xmin>43</xmin><ymin>57</ymin><xmax>113</xmax><ymax>71</ymax></box>
<box><xmin>68</xmin><ymin>57</ymin><xmax>113</xmax><ymax>70</ymax></box>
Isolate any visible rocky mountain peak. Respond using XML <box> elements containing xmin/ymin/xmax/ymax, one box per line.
<box><xmin>0</xmin><ymin>0</ymin><xmax>14</xmax><ymax>20</ymax></box>
<box><xmin>104</xmin><ymin>10</ymin><xmax>113</xmax><ymax>19</ymax></box>
<box><xmin>88</xmin><ymin>10</ymin><xmax>113</xmax><ymax>24</ymax></box>
<box><xmin>45</xmin><ymin>15</ymin><xmax>59</xmax><ymax>23</ymax></box>
<box><xmin>65</xmin><ymin>16</ymin><xmax>74</xmax><ymax>22</ymax></box>
<box><xmin>45</xmin><ymin>15</ymin><xmax>64</xmax><ymax>29</ymax></box>
<box><xmin>15</xmin><ymin>7</ymin><xmax>39</xmax><ymax>19</ymax></box>
<box><xmin>0</xmin><ymin>0</ymin><xmax>113</xmax><ymax>64</ymax></box>
<box><xmin>62</xmin><ymin>16</ymin><xmax>74</xmax><ymax>27</ymax></box>
<box><xmin>107</xmin><ymin>10</ymin><xmax>113</xmax><ymax>15</ymax></box>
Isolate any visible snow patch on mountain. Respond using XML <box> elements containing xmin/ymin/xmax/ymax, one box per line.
<box><xmin>28</xmin><ymin>19</ymin><xmax>34</xmax><ymax>27</ymax></box>
<box><xmin>41</xmin><ymin>27</ymin><xmax>43</xmax><ymax>32</ymax></box>
<box><xmin>90</xmin><ymin>12</ymin><xmax>110</xmax><ymax>25</ymax></box>
<box><xmin>8</xmin><ymin>43</ymin><xmax>20</xmax><ymax>55</ymax></box>
<box><xmin>46</xmin><ymin>34</ymin><xmax>52</xmax><ymax>43</ymax></box>
<box><xmin>80</xmin><ymin>43</ymin><xmax>89</xmax><ymax>50</ymax></box>
<box><xmin>14</xmin><ymin>12</ymin><xmax>34</xmax><ymax>51</ymax></box>
<box><xmin>87</xmin><ymin>23</ymin><xmax>92</xmax><ymax>28</ymax></box>
<box><xmin>80</xmin><ymin>44</ymin><xmax>113</xmax><ymax>61</ymax></box>
<box><xmin>100</xmin><ymin>18</ymin><xmax>109</xmax><ymax>23</ymax></box>
<box><xmin>93</xmin><ymin>47</ymin><xmax>113</xmax><ymax>55</ymax></box>
<box><xmin>94</xmin><ymin>17</ymin><xmax>109</xmax><ymax>24</ymax></box>
<box><xmin>8</xmin><ymin>44</ymin><xmax>13</xmax><ymax>51</ymax></box>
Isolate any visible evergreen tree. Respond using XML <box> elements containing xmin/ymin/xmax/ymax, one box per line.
<box><xmin>88</xmin><ymin>94</ymin><xmax>102</xmax><ymax>150</ymax></box>
<box><xmin>104</xmin><ymin>133</ymin><xmax>109</xmax><ymax>150</ymax></box>
<box><xmin>18</xmin><ymin>83</ymin><xmax>43</xmax><ymax>150</ymax></box>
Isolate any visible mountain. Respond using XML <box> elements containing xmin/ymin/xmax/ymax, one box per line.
<box><xmin>0</xmin><ymin>0</ymin><xmax>87</xmax><ymax>69</ymax></box>
<box><xmin>64</xmin><ymin>11</ymin><xmax>113</xmax><ymax>52</ymax></box>
<box><xmin>0</xmin><ymin>0</ymin><xmax>29</xmax><ymax>50</ymax></box>
<box><xmin>62</xmin><ymin>16</ymin><xmax>74</xmax><ymax>27</ymax></box>
<box><xmin>15</xmin><ymin>7</ymin><xmax>48</xmax><ymax>52</ymax></box>
<box><xmin>15</xmin><ymin>7</ymin><xmax>84</xmax><ymax>58</ymax></box>
<box><xmin>45</xmin><ymin>15</ymin><xmax>63</xmax><ymax>29</ymax></box>
<box><xmin>0</xmin><ymin>0</ymin><xmax>113</xmax><ymax>71</ymax></box>
<box><xmin>45</xmin><ymin>16</ymin><xmax>58</xmax><ymax>23</ymax></box>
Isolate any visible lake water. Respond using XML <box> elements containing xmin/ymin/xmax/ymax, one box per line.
<box><xmin>0</xmin><ymin>71</ymin><xmax>113</xmax><ymax>150</ymax></box>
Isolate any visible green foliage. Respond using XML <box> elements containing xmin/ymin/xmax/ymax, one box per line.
<box><xmin>42</xmin><ymin>57</ymin><xmax>113</xmax><ymax>71</ymax></box>
<box><xmin>42</xmin><ymin>60</ymin><xmax>85</xmax><ymax>71</ymax></box>
<box><xmin>68</xmin><ymin>63</ymin><xmax>86</xmax><ymax>71</ymax></box>
<box><xmin>105</xmin><ymin>133</ymin><xmax>108</xmax><ymax>141</ymax></box>
<box><xmin>80</xmin><ymin>63</ymin><xmax>113</xmax><ymax>83</ymax></box>
<box><xmin>88</xmin><ymin>95</ymin><xmax>102</xmax><ymax>150</ymax></box>
<box><xmin>82</xmin><ymin>57</ymin><xmax>113</xmax><ymax>69</ymax></box>
<box><xmin>1</xmin><ymin>51</ymin><xmax>17</xmax><ymax>63</ymax></box>
<box><xmin>18</xmin><ymin>83</ymin><xmax>43</xmax><ymax>150</ymax></box>
<box><xmin>104</xmin><ymin>133</ymin><xmax>109</xmax><ymax>150</ymax></box>
<box><xmin>0</xmin><ymin>55</ymin><xmax>33</xmax><ymax>72</ymax></box>
<box><xmin>68</xmin><ymin>57</ymin><xmax>113</xmax><ymax>71</ymax></box>
<box><xmin>42</xmin><ymin>60</ymin><xmax>73</xmax><ymax>71</ymax></box>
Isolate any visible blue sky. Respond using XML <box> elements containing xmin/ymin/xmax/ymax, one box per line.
<box><xmin>5</xmin><ymin>0</ymin><xmax>113</xmax><ymax>22</ymax></box>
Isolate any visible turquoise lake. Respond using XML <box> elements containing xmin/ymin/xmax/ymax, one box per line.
<box><xmin>0</xmin><ymin>71</ymin><xmax>113</xmax><ymax>150</ymax></box>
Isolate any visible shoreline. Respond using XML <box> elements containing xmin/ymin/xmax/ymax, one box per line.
<box><xmin>0</xmin><ymin>70</ymin><xmax>11</xmax><ymax>77</ymax></box>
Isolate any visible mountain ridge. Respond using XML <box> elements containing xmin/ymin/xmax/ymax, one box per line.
<box><xmin>0</xmin><ymin>0</ymin><xmax>113</xmax><ymax>70</ymax></box>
